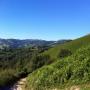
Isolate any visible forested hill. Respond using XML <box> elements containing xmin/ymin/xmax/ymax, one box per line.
<box><xmin>0</xmin><ymin>38</ymin><xmax>71</xmax><ymax>88</ymax></box>
<box><xmin>0</xmin><ymin>38</ymin><xmax>71</xmax><ymax>49</ymax></box>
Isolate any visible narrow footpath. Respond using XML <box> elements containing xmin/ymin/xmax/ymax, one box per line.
<box><xmin>11</xmin><ymin>78</ymin><xmax>26</xmax><ymax>90</ymax></box>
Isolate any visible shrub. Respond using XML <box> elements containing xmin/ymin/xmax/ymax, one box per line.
<box><xmin>30</xmin><ymin>54</ymin><xmax>52</xmax><ymax>71</ymax></box>
<box><xmin>58</xmin><ymin>49</ymin><xmax>72</xmax><ymax>58</ymax></box>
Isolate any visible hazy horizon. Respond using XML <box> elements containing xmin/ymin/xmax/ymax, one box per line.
<box><xmin>0</xmin><ymin>0</ymin><xmax>90</xmax><ymax>40</ymax></box>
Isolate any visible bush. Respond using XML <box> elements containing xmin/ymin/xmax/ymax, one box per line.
<box><xmin>30</xmin><ymin>54</ymin><xmax>52</xmax><ymax>71</ymax></box>
<box><xmin>58</xmin><ymin>49</ymin><xmax>72</xmax><ymax>58</ymax></box>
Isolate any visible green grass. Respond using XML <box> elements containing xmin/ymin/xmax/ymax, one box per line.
<box><xmin>43</xmin><ymin>34</ymin><xmax>90</xmax><ymax>59</ymax></box>
<box><xmin>26</xmin><ymin>45</ymin><xmax>90</xmax><ymax>90</ymax></box>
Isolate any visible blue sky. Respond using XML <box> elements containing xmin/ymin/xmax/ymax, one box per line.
<box><xmin>0</xmin><ymin>0</ymin><xmax>90</xmax><ymax>40</ymax></box>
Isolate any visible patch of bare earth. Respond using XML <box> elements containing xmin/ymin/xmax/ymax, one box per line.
<box><xmin>70</xmin><ymin>86</ymin><xmax>80</xmax><ymax>90</ymax></box>
<box><xmin>11</xmin><ymin>78</ymin><xmax>26</xmax><ymax>90</ymax></box>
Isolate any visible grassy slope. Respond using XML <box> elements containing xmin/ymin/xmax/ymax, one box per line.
<box><xmin>26</xmin><ymin>35</ymin><xmax>90</xmax><ymax>90</ymax></box>
<box><xmin>43</xmin><ymin>34</ymin><xmax>90</xmax><ymax>59</ymax></box>
<box><xmin>26</xmin><ymin>45</ymin><xmax>90</xmax><ymax>90</ymax></box>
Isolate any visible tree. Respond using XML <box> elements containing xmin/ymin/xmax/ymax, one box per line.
<box><xmin>30</xmin><ymin>54</ymin><xmax>52</xmax><ymax>71</ymax></box>
<box><xmin>58</xmin><ymin>49</ymin><xmax>72</xmax><ymax>58</ymax></box>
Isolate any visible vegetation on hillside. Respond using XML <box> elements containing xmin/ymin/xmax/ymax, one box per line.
<box><xmin>26</xmin><ymin>45</ymin><xmax>90</xmax><ymax>90</ymax></box>
<box><xmin>0</xmin><ymin>34</ymin><xmax>90</xmax><ymax>90</ymax></box>
<box><xmin>0</xmin><ymin>46</ymin><xmax>51</xmax><ymax>87</ymax></box>
<box><xmin>43</xmin><ymin>34</ymin><xmax>90</xmax><ymax>59</ymax></box>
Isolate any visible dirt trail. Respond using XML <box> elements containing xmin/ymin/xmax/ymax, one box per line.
<box><xmin>70</xmin><ymin>86</ymin><xmax>80</xmax><ymax>90</ymax></box>
<box><xmin>11</xmin><ymin>78</ymin><xmax>26</xmax><ymax>90</ymax></box>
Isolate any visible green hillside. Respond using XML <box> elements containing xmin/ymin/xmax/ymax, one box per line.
<box><xmin>26</xmin><ymin>35</ymin><xmax>90</xmax><ymax>90</ymax></box>
<box><xmin>0</xmin><ymin>47</ymin><xmax>51</xmax><ymax>87</ymax></box>
<box><xmin>43</xmin><ymin>34</ymin><xmax>90</xmax><ymax>59</ymax></box>
<box><xmin>26</xmin><ymin>44</ymin><xmax>90</xmax><ymax>90</ymax></box>
<box><xmin>1</xmin><ymin>35</ymin><xmax>90</xmax><ymax>89</ymax></box>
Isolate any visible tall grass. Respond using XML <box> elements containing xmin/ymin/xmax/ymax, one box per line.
<box><xmin>26</xmin><ymin>45</ymin><xmax>90</xmax><ymax>90</ymax></box>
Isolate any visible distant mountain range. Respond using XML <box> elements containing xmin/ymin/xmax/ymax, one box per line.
<box><xmin>0</xmin><ymin>38</ymin><xmax>71</xmax><ymax>49</ymax></box>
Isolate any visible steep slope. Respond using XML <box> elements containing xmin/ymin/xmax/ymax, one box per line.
<box><xmin>26</xmin><ymin>45</ymin><xmax>90</xmax><ymax>90</ymax></box>
<box><xmin>43</xmin><ymin>34</ymin><xmax>90</xmax><ymax>59</ymax></box>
